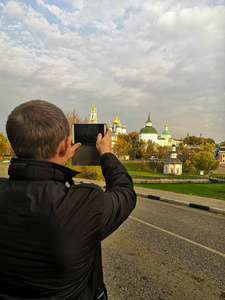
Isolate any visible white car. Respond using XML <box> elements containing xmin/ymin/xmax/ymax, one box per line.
<box><xmin>149</xmin><ymin>156</ymin><xmax>156</xmax><ymax>160</ymax></box>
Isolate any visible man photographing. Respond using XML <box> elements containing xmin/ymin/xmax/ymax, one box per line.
<box><xmin>0</xmin><ymin>100</ymin><xmax>136</xmax><ymax>300</ymax></box>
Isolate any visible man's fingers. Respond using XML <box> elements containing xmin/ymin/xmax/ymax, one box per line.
<box><xmin>72</xmin><ymin>143</ymin><xmax>82</xmax><ymax>151</ymax></box>
<box><xmin>97</xmin><ymin>133</ymin><xmax>102</xmax><ymax>142</ymax></box>
<box><xmin>105</xmin><ymin>128</ymin><xmax>112</xmax><ymax>138</ymax></box>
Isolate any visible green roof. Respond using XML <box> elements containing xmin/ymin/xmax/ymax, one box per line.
<box><xmin>162</xmin><ymin>130</ymin><xmax>170</xmax><ymax>135</ymax></box>
<box><xmin>140</xmin><ymin>127</ymin><xmax>158</xmax><ymax>134</ymax></box>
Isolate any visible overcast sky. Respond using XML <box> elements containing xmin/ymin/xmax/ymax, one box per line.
<box><xmin>0</xmin><ymin>0</ymin><xmax>224</xmax><ymax>143</ymax></box>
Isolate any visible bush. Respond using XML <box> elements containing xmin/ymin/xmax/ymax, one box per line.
<box><xmin>76</xmin><ymin>166</ymin><xmax>104</xmax><ymax>180</ymax></box>
<box><xmin>66</xmin><ymin>159</ymin><xmax>104</xmax><ymax>181</ymax></box>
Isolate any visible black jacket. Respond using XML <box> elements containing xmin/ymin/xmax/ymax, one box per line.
<box><xmin>0</xmin><ymin>153</ymin><xmax>136</xmax><ymax>300</ymax></box>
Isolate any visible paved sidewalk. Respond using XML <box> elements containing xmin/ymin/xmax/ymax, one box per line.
<box><xmin>134</xmin><ymin>185</ymin><xmax>225</xmax><ymax>214</ymax></box>
<box><xmin>74</xmin><ymin>178</ymin><xmax>225</xmax><ymax>215</ymax></box>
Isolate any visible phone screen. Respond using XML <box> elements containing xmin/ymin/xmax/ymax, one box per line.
<box><xmin>72</xmin><ymin>124</ymin><xmax>107</xmax><ymax>145</ymax></box>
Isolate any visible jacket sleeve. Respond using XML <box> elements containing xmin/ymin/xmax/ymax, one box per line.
<box><xmin>98</xmin><ymin>153</ymin><xmax>136</xmax><ymax>241</ymax></box>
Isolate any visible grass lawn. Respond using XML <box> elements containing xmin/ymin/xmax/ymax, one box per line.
<box><xmin>134</xmin><ymin>183</ymin><xmax>225</xmax><ymax>200</ymax></box>
<box><xmin>210</xmin><ymin>174</ymin><xmax>225</xmax><ymax>178</ymax></box>
<box><xmin>128</xmin><ymin>171</ymin><xmax>166</xmax><ymax>178</ymax></box>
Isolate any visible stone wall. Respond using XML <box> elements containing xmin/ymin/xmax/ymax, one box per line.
<box><xmin>133</xmin><ymin>178</ymin><xmax>211</xmax><ymax>184</ymax></box>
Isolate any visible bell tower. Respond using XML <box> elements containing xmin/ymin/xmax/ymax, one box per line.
<box><xmin>90</xmin><ymin>104</ymin><xmax>98</xmax><ymax>124</ymax></box>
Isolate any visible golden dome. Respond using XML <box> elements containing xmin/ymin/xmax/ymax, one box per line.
<box><xmin>92</xmin><ymin>104</ymin><xmax>96</xmax><ymax>109</ymax></box>
<box><xmin>113</xmin><ymin>116</ymin><xmax>120</xmax><ymax>124</ymax></box>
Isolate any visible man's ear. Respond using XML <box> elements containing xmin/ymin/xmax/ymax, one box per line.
<box><xmin>59</xmin><ymin>138</ymin><xmax>69</xmax><ymax>157</ymax></box>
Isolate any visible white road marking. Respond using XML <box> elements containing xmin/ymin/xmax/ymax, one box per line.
<box><xmin>130</xmin><ymin>216</ymin><xmax>225</xmax><ymax>258</ymax></box>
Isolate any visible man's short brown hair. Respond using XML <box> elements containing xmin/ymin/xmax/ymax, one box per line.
<box><xmin>6</xmin><ymin>100</ymin><xmax>70</xmax><ymax>160</ymax></box>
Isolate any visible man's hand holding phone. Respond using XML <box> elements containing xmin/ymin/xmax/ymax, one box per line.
<box><xmin>96</xmin><ymin>128</ymin><xmax>112</xmax><ymax>156</ymax></box>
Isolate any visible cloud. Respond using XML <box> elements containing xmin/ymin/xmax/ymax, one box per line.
<box><xmin>37</xmin><ymin>0</ymin><xmax>140</xmax><ymax>29</ymax></box>
<box><xmin>0</xmin><ymin>0</ymin><xmax>224</xmax><ymax>143</ymax></box>
<box><xmin>3</xmin><ymin>1</ymin><xmax>25</xmax><ymax>20</ymax></box>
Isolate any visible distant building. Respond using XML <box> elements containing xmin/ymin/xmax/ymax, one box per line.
<box><xmin>157</xmin><ymin>123</ymin><xmax>174</xmax><ymax>147</ymax></box>
<box><xmin>219</xmin><ymin>147</ymin><xmax>225</xmax><ymax>166</ymax></box>
<box><xmin>107</xmin><ymin>115</ymin><xmax>127</xmax><ymax>135</ymax></box>
<box><xmin>139</xmin><ymin>111</ymin><xmax>158</xmax><ymax>143</ymax></box>
<box><xmin>88</xmin><ymin>105</ymin><xmax>128</xmax><ymax>149</ymax></box>
<box><xmin>139</xmin><ymin>111</ymin><xmax>182</xmax><ymax>147</ymax></box>
<box><xmin>163</xmin><ymin>145</ymin><xmax>182</xmax><ymax>175</ymax></box>
<box><xmin>107</xmin><ymin>115</ymin><xmax>127</xmax><ymax>148</ymax></box>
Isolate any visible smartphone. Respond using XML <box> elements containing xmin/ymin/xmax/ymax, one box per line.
<box><xmin>71</xmin><ymin>123</ymin><xmax>107</xmax><ymax>166</ymax></box>
<box><xmin>72</xmin><ymin>123</ymin><xmax>107</xmax><ymax>145</ymax></box>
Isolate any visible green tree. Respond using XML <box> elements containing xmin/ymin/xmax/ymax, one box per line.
<box><xmin>206</xmin><ymin>138</ymin><xmax>215</xmax><ymax>145</ymax></box>
<box><xmin>199</xmin><ymin>142</ymin><xmax>214</xmax><ymax>153</ymax></box>
<box><xmin>183</xmin><ymin>159</ymin><xmax>196</xmax><ymax>174</ymax></box>
<box><xmin>190</xmin><ymin>151</ymin><xmax>218</xmax><ymax>172</ymax></box>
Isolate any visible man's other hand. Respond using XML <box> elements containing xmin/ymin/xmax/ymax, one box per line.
<box><xmin>68</xmin><ymin>142</ymin><xmax>82</xmax><ymax>160</ymax></box>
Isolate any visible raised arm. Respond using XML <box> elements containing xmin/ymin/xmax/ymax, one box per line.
<box><xmin>96</xmin><ymin>129</ymin><xmax>136</xmax><ymax>241</ymax></box>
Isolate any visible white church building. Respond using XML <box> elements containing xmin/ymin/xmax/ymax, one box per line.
<box><xmin>163</xmin><ymin>145</ymin><xmax>182</xmax><ymax>175</ymax></box>
<box><xmin>139</xmin><ymin>111</ymin><xmax>182</xmax><ymax>147</ymax></box>
<box><xmin>107</xmin><ymin>115</ymin><xmax>127</xmax><ymax>135</ymax></box>
<box><xmin>139</xmin><ymin>112</ymin><xmax>158</xmax><ymax>143</ymax></box>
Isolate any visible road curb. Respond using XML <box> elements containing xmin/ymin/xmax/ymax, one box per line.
<box><xmin>136</xmin><ymin>193</ymin><xmax>225</xmax><ymax>215</ymax></box>
<box><xmin>74</xmin><ymin>179</ymin><xmax>225</xmax><ymax>215</ymax></box>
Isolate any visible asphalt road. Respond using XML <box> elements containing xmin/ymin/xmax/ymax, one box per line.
<box><xmin>102</xmin><ymin>196</ymin><xmax>225</xmax><ymax>300</ymax></box>
<box><xmin>1</xmin><ymin>163</ymin><xmax>224</xmax><ymax>299</ymax></box>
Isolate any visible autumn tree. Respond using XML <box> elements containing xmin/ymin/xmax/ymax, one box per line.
<box><xmin>136</xmin><ymin>139</ymin><xmax>146</xmax><ymax>159</ymax></box>
<box><xmin>177</xmin><ymin>144</ymin><xmax>190</xmax><ymax>162</ymax></box>
<box><xmin>0</xmin><ymin>133</ymin><xmax>8</xmax><ymax>156</ymax></box>
<box><xmin>130</xmin><ymin>131</ymin><xmax>139</xmax><ymax>139</ymax></box>
<box><xmin>183</xmin><ymin>135</ymin><xmax>215</xmax><ymax>146</ymax></box>
<box><xmin>65</xmin><ymin>109</ymin><xmax>89</xmax><ymax>133</ymax></box>
<box><xmin>156</xmin><ymin>145</ymin><xmax>170</xmax><ymax>160</ymax></box>
<box><xmin>145</xmin><ymin>140</ymin><xmax>155</xmax><ymax>158</ymax></box>
<box><xmin>128</xmin><ymin>133</ymin><xmax>140</xmax><ymax>160</ymax></box>
<box><xmin>113</xmin><ymin>135</ymin><xmax>131</xmax><ymax>158</ymax></box>
<box><xmin>205</xmin><ymin>138</ymin><xmax>215</xmax><ymax>145</ymax></box>
<box><xmin>183</xmin><ymin>136</ymin><xmax>199</xmax><ymax>145</ymax></box>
